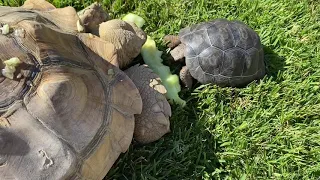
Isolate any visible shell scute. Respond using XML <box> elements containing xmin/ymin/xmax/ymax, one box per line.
<box><xmin>180</xmin><ymin>19</ymin><xmax>265</xmax><ymax>86</ymax></box>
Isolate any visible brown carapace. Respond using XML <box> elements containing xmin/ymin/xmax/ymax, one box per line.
<box><xmin>0</xmin><ymin>0</ymin><xmax>143</xmax><ymax>179</ymax></box>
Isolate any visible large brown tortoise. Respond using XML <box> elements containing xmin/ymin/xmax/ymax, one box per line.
<box><xmin>0</xmin><ymin>0</ymin><xmax>171</xmax><ymax>179</ymax></box>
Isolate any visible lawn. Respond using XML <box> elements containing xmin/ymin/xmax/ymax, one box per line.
<box><xmin>3</xmin><ymin>0</ymin><xmax>320</xmax><ymax>179</ymax></box>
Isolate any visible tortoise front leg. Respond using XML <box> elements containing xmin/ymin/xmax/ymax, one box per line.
<box><xmin>180</xmin><ymin>65</ymin><xmax>193</xmax><ymax>89</ymax></box>
<box><xmin>164</xmin><ymin>35</ymin><xmax>193</xmax><ymax>88</ymax></box>
<box><xmin>169</xmin><ymin>43</ymin><xmax>186</xmax><ymax>62</ymax></box>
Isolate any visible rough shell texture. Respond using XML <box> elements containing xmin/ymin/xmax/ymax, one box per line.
<box><xmin>99</xmin><ymin>19</ymin><xmax>147</xmax><ymax>69</ymax></box>
<box><xmin>0</xmin><ymin>1</ymin><xmax>142</xmax><ymax>179</ymax></box>
<box><xmin>125</xmin><ymin>64</ymin><xmax>171</xmax><ymax>144</ymax></box>
<box><xmin>179</xmin><ymin>18</ymin><xmax>266</xmax><ymax>87</ymax></box>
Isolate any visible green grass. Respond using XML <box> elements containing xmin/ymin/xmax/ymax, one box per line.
<box><xmin>3</xmin><ymin>0</ymin><xmax>320</xmax><ymax>179</ymax></box>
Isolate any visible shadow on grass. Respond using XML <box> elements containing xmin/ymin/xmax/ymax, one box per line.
<box><xmin>106</xmin><ymin>44</ymin><xmax>286</xmax><ymax>180</ymax></box>
<box><xmin>106</xmin><ymin>101</ymin><xmax>227</xmax><ymax>179</ymax></box>
<box><xmin>263</xmin><ymin>45</ymin><xmax>286</xmax><ymax>83</ymax></box>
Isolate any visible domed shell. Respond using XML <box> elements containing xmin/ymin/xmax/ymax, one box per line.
<box><xmin>179</xmin><ymin>18</ymin><xmax>266</xmax><ymax>87</ymax></box>
<box><xmin>0</xmin><ymin>1</ymin><xmax>142</xmax><ymax>180</ymax></box>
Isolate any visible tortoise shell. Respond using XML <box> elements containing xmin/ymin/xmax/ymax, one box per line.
<box><xmin>179</xmin><ymin>18</ymin><xmax>266</xmax><ymax>87</ymax></box>
<box><xmin>0</xmin><ymin>1</ymin><xmax>142</xmax><ymax>179</ymax></box>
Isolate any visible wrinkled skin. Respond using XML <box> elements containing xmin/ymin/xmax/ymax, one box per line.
<box><xmin>125</xmin><ymin>64</ymin><xmax>171</xmax><ymax>144</ymax></box>
<box><xmin>77</xmin><ymin>2</ymin><xmax>110</xmax><ymax>35</ymax></box>
<box><xmin>99</xmin><ymin>19</ymin><xmax>147</xmax><ymax>69</ymax></box>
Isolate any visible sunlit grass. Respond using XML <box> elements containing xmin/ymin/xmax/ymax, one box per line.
<box><xmin>4</xmin><ymin>0</ymin><xmax>320</xmax><ymax>179</ymax></box>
